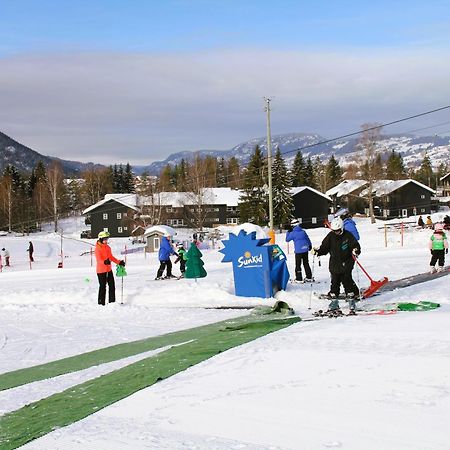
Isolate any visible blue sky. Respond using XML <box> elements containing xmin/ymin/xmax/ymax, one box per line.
<box><xmin>1</xmin><ymin>1</ymin><xmax>450</xmax><ymax>164</ymax></box>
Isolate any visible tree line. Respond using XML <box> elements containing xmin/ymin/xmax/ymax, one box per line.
<box><xmin>0</xmin><ymin>135</ymin><xmax>447</xmax><ymax>232</ymax></box>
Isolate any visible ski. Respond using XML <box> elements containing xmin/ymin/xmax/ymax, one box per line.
<box><xmin>303</xmin><ymin>308</ymin><xmax>397</xmax><ymax>321</ymax></box>
<box><xmin>289</xmin><ymin>278</ymin><xmax>319</xmax><ymax>284</ymax></box>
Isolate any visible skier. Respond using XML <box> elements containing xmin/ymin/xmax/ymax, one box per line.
<box><xmin>95</xmin><ymin>231</ymin><xmax>125</xmax><ymax>305</ymax></box>
<box><xmin>27</xmin><ymin>241</ymin><xmax>34</xmax><ymax>262</ymax></box>
<box><xmin>417</xmin><ymin>216</ymin><xmax>425</xmax><ymax>228</ymax></box>
<box><xmin>155</xmin><ymin>233</ymin><xmax>177</xmax><ymax>279</ymax></box>
<box><xmin>285</xmin><ymin>218</ymin><xmax>313</xmax><ymax>282</ymax></box>
<box><xmin>312</xmin><ymin>217</ymin><xmax>361</xmax><ymax>314</ymax></box>
<box><xmin>429</xmin><ymin>223</ymin><xmax>448</xmax><ymax>273</ymax></box>
<box><xmin>426</xmin><ymin>215</ymin><xmax>433</xmax><ymax>229</ymax></box>
<box><xmin>1</xmin><ymin>247</ymin><xmax>10</xmax><ymax>266</ymax></box>
<box><xmin>174</xmin><ymin>242</ymin><xmax>187</xmax><ymax>277</ymax></box>
<box><xmin>336</xmin><ymin>208</ymin><xmax>360</xmax><ymax>241</ymax></box>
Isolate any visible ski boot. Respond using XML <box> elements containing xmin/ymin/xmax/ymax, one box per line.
<box><xmin>347</xmin><ymin>309</ymin><xmax>357</xmax><ymax>316</ymax></box>
<box><xmin>326</xmin><ymin>309</ymin><xmax>343</xmax><ymax>318</ymax></box>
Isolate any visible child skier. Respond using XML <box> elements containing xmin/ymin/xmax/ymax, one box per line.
<box><xmin>313</xmin><ymin>217</ymin><xmax>361</xmax><ymax>314</ymax></box>
<box><xmin>285</xmin><ymin>218</ymin><xmax>313</xmax><ymax>282</ymax></box>
<box><xmin>1</xmin><ymin>247</ymin><xmax>10</xmax><ymax>267</ymax></box>
<box><xmin>95</xmin><ymin>231</ymin><xmax>125</xmax><ymax>305</ymax></box>
<box><xmin>174</xmin><ymin>242</ymin><xmax>188</xmax><ymax>277</ymax></box>
<box><xmin>429</xmin><ymin>223</ymin><xmax>448</xmax><ymax>273</ymax></box>
<box><xmin>156</xmin><ymin>233</ymin><xmax>177</xmax><ymax>279</ymax></box>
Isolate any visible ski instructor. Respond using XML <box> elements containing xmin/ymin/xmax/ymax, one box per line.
<box><xmin>95</xmin><ymin>231</ymin><xmax>125</xmax><ymax>305</ymax></box>
<box><xmin>312</xmin><ymin>217</ymin><xmax>361</xmax><ymax>314</ymax></box>
<box><xmin>285</xmin><ymin>218</ymin><xmax>313</xmax><ymax>282</ymax></box>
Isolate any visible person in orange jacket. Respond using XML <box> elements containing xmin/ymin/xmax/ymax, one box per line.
<box><xmin>95</xmin><ymin>231</ymin><xmax>125</xmax><ymax>305</ymax></box>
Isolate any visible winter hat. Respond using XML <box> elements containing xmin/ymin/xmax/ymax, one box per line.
<box><xmin>330</xmin><ymin>217</ymin><xmax>344</xmax><ymax>231</ymax></box>
<box><xmin>290</xmin><ymin>218</ymin><xmax>300</xmax><ymax>226</ymax></box>
<box><xmin>434</xmin><ymin>223</ymin><xmax>444</xmax><ymax>232</ymax></box>
<box><xmin>98</xmin><ymin>231</ymin><xmax>110</xmax><ymax>239</ymax></box>
<box><xmin>1</xmin><ymin>248</ymin><xmax>4</xmax><ymax>251</ymax></box>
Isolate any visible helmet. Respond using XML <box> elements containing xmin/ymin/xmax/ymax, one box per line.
<box><xmin>290</xmin><ymin>218</ymin><xmax>300</xmax><ymax>226</ymax></box>
<box><xmin>98</xmin><ymin>231</ymin><xmax>110</xmax><ymax>239</ymax></box>
<box><xmin>434</xmin><ymin>223</ymin><xmax>444</xmax><ymax>232</ymax></box>
<box><xmin>330</xmin><ymin>217</ymin><xmax>343</xmax><ymax>231</ymax></box>
<box><xmin>177</xmin><ymin>242</ymin><xmax>184</xmax><ymax>248</ymax></box>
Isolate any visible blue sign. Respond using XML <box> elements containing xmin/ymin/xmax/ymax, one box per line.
<box><xmin>220</xmin><ymin>230</ymin><xmax>290</xmax><ymax>298</ymax></box>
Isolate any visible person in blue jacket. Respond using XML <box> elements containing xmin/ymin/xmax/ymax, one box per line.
<box><xmin>335</xmin><ymin>208</ymin><xmax>360</xmax><ymax>241</ymax></box>
<box><xmin>155</xmin><ymin>233</ymin><xmax>177</xmax><ymax>280</ymax></box>
<box><xmin>285</xmin><ymin>218</ymin><xmax>313</xmax><ymax>282</ymax></box>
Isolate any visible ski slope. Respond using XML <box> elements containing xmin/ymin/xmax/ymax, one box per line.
<box><xmin>1</xmin><ymin>214</ymin><xmax>449</xmax><ymax>450</ymax></box>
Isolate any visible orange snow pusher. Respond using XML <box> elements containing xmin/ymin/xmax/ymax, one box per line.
<box><xmin>352</xmin><ymin>254</ymin><xmax>388</xmax><ymax>298</ymax></box>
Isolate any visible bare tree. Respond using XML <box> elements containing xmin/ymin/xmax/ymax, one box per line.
<box><xmin>0</xmin><ymin>176</ymin><xmax>13</xmax><ymax>232</ymax></box>
<box><xmin>46</xmin><ymin>162</ymin><xmax>65</xmax><ymax>232</ymax></box>
<box><xmin>82</xmin><ymin>167</ymin><xmax>112</xmax><ymax>206</ymax></box>
<box><xmin>357</xmin><ymin>123</ymin><xmax>384</xmax><ymax>223</ymax></box>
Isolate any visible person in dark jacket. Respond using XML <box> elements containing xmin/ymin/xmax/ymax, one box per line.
<box><xmin>417</xmin><ymin>216</ymin><xmax>425</xmax><ymax>228</ymax></box>
<box><xmin>285</xmin><ymin>218</ymin><xmax>313</xmax><ymax>282</ymax></box>
<box><xmin>27</xmin><ymin>241</ymin><xmax>34</xmax><ymax>262</ymax></box>
<box><xmin>313</xmin><ymin>217</ymin><xmax>361</xmax><ymax>313</ymax></box>
<box><xmin>156</xmin><ymin>233</ymin><xmax>177</xmax><ymax>279</ymax></box>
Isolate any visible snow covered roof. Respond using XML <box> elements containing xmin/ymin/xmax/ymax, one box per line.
<box><xmin>440</xmin><ymin>173</ymin><xmax>450</xmax><ymax>182</ymax></box>
<box><xmin>83</xmin><ymin>194</ymin><xmax>139</xmax><ymax>214</ymax></box>
<box><xmin>290</xmin><ymin>186</ymin><xmax>331</xmax><ymax>201</ymax></box>
<box><xmin>360</xmin><ymin>179</ymin><xmax>435</xmax><ymax>197</ymax></box>
<box><xmin>326</xmin><ymin>180</ymin><xmax>367</xmax><ymax>197</ymax></box>
<box><xmin>221</xmin><ymin>222</ymin><xmax>268</xmax><ymax>239</ymax></box>
<box><xmin>143</xmin><ymin>188</ymin><xmax>242</xmax><ymax>207</ymax></box>
<box><xmin>143</xmin><ymin>225</ymin><xmax>176</xmax><ymax>237</ymax></box>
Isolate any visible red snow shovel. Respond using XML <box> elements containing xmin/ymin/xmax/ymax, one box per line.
<box><xmin>352</xmin><ymin>255</ymin><xmax>388</xmax><ymax>298</ymax></box>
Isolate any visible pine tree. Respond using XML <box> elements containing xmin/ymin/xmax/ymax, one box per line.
<box><xmin>313</xmin><ymin>157</ymin><xmax>326</xmax><ymax>192</ymax></box>
<box><xmin>325</xmin><ymin>154</ymin><xmax>343</xmax><ymax>190</ymax></box>
<box><xmin>303</xmin><ymin>157</ymin><xmax>315</xmax><ymax>188</ymax></box>
<box><xmin>291</xmin><ymin>151</ymin><xmax>306</xmax><ymax>186</ymax></box>
<box><xmin>216</xmin><ymin>157</ymin><xmax>227</xmax><ymax>187</ymax></box>
<box><xmin>185</xmin><ymin>243</ymin><xmax>207</xmax><ymax>279</ymax></box>
<box><xmin>272</xmin><ymin>148</ymin><xmax>293</xmax><ymax>230</ymax></box>
<box><xmin>227</xmin><ymin>157</ymin><xmax>241</xmax><ymax>188</ymax></box>
<box><xmin>415</xmin><ymin>155</ymin><xmax>434</xmax><ymax>187</ymax></box>
<box><xmin>386</xmin><ymin>150</ymin><xmax>406</xmax><ymax>180</ymax></box>
<box><xmin>239</xmin><ymin>145</ymin><xmax>268</xmax><ymax>225</ymax></box>
<box><xmin>124</xmin><ymin>163</ymin><xmax>135</xmax><ymax>192</ymax></box>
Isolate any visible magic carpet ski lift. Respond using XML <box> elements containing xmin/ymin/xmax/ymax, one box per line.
<box><xmin>352</xmin><ymin>254</ymin><xmax>388</xmax><ymax>298</ymax></box>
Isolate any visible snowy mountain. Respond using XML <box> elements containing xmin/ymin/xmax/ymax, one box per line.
<box><xmin>136</xmin><ymin>132</ymin><xmax>450</xmax><ymax>175</ymax></box>
<box><xmin>0</xmin><ymin>131</ymin><xmax>104</xmax><ymax>175</ymax></box>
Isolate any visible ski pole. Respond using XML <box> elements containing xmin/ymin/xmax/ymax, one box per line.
<box><xmin>308</xmin><ymin>254</ymin><xmax>315</xmax><ymax>310</ymax></box>
<box><xmin>121</xmin><ymin>276</ymin><xmax>124</xmax><ymax>305</ymax></box>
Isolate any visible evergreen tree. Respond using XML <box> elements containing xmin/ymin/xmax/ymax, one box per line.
<box><xmin>415</xmin><ymin>155</ymin><xmax>434</xmax><ymax>187</ymax></box>
<box><xmin>290</xmin><ymin>151</ymin><xmax>306</xmax><ymax>186</ymax></box>
<box><xmin>239</xmin><ymin>145</ymin><xmax>268</xmax><ymax>225</ymax></box>
<box><xmin>227</xmin><ymin>157</ymin><xmax>241</xmax><ymax>188</ymax></box>
<box><xmin>386</xmin><ymin>150</ymin><xmax>406</xmax><ymax>180</ymax></box>
<box><xmin>303</xmin><ymin>157</ymin><xmax>315</xmax><ymax>188</ymax></box>
<box><xmin>124</xmin><ymin>163</ymin><xmax>135</xmax><ymax>192</ymax></box>
<box><xmin>313</xmin><ymin>157</ymin><xmax>326</xmax><ymax>192</ymax></box>
<box><xmin>185</xmin><ymin>243</ymin><xmax>207</xmax><ymax>279</ymax></box>
<box><xmin>272</xmin><ymin>148</ymin><xmax>293</xmax><ymax>229</ymax></box>
<box><xmin>216</xmin><ymin>157</ymin><xmax>227</xmax><ymax>187</ymax></box>
<box><xmin>325</xmin><ymin>154</ymin><xmax>343</xmax><ymax>190</ymax></box>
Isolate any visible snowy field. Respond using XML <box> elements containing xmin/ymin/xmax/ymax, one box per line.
<box><xmin>1</xmin><ymin>213</ymin><xmax>450</xmax><ymax>450</ymax></box>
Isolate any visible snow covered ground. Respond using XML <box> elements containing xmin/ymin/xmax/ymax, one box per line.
<box><xmin>1</xmin><ymin>213</ymin><xmax>449</xmax><ymax>449</ymax></box>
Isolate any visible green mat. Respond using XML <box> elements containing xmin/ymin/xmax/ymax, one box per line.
<box><xmin>0</xmin><ymin>315</ymin><xmax>299</xmax><ymax>450</ymax></box>
<box><xmin>396</xmin><ymin>301</ymin><xmax>440</xmax><ymax>311</ymax></box>
<box><xmin>0</xmin><ymin>312</ymin><xmax>290</xmax><ymax>392</ymax></box>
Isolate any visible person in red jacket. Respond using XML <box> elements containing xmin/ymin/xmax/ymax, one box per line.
<box><xmin>95</xmin><ymin>231</ymin><xmax>125</xmax><ymax>305</ymax></box>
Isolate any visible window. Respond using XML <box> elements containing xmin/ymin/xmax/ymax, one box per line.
<box><xmin>117</xmin><ymin>213</ymin><xmax>122</xmax><ymax>219</ymax></box>
<box><xmin>166</xmin><ymin>219</ymin><xmax>184</xmax><ymax>226</ymax></box>
<box><xmin>383</xmin><ymin>209</ymin><xmax>389</xmax><ymax>217</ymax></box>
<box><xmin>421</xmin><ymin>208</ymin><xmax>426</xmax><ymax>212</ymax></box>
<box><xmin>118</xmin><ymin>227</ymin><xmax>123</xmax><ymax>233</ymax></box>
<box><xmin>227</xmin><ymin>206</ymin><xmax>237</xmax><ymax>212</ymax></box>
<box><xmin>103</xmin><ymin>227</ymin><xmax>109</xmax><ymax>232</ymax></box>
<box><xmin>103</xmin><ymin>213</ymin><xmax>108</xmax><ymax>220</ymax></box>
<box><xmin>420</xmin><ymin>194</ymin><xmax>425</xmax><ymax>199</ymax></box>
<box><xmin>123</xmin><ymin>212</ymin><xmax>127</xmax><ymax>217</ymax></box>
<box><xmin>226</xmin><ymin>218</ymin><xmax>238</xmax><ymax>224</ymax></box>
<box><xmin>154</xmin><ymin>237</ymin><xmax>160</xmax><ymax>250</ymax></box>
<box><xmin>386</xmin><ymin>196</ymin><xmax>390</xmax><ymax>203</ymax></box>
<box><xmin>402</xmin><ymin>209</ymin><xmax>408</xmax><ymax>217</ymax></box>
<box><xmin>124</xmin><ymin>226</ymin><xmax>128</xmax><ymax>231</ymax></box>
<box><xmin>311</xmin><ymin>217</ymin><xmax>317</xmax><ymax>224</ymax></box>
<box><xmin>166</xmin><ymin>207</ymin><xmax>173</xmax><ymax>213</ymax></box>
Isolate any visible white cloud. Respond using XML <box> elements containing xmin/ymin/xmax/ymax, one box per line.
<box><xmin>1</xmin><ymin>49</ymin><xmax>449</xmax><ymax>165</ymax></box>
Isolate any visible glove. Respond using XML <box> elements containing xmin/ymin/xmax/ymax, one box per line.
<box><xmin>352</xmin><ymin>248</ymin><xmax>359</xmax><ymax>256</ymax></box>
<box><xmin>446</xmin><ymin>249</ymin><xmax>448</xmax><ymax>254</ymax></box>
<box><xmin>311</xmin><ymin>248</ymin><xmax>319</xmax><ymax>256</ymax></box>
<box><xmin>104</xmin><ymin>258</ymin><xmax>111</xmax><ymax>265</ymax></box>
<box><xmin>119</xmin><ymin>260</ymin><xmax>125</xmax><ymax>266</ymax></box>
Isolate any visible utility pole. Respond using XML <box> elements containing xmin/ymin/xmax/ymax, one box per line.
<box><xmin>264</xmin><ymin>97</ymin><xmax>275</xmax><ymax>244</ymax></box>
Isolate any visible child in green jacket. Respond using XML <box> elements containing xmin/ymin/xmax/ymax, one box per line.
<box><xmin>429</xmin><ymin>223</ymin><xmax>448</xmax><ymax>273</ymax></box>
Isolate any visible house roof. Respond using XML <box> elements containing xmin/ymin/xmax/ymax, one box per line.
<box><xmin>440</xmin><ymin>173</ymin><xmax>450</xmax><ymax>182</ymax></box>
<box><xmin>326</xmin><ymin>180</ymin><xmax>368</xmax><ymax>197</ymax></box>
<box><xmin>83</xmin><ymin>194</ymin><xmax>139</xmax><ymax>214</ymax></box>
<box><xmin>360</xmin><ymin>179</ymin><xmax>435</xmax><ymax>197</ymax></box>
<box><xmin>143</xmin><ymin>225</ymin><xmax>176</xmax><ymax>237</ymax></box>
<box><xmin>290</xmin><ymin>186</ymin><xmax>331</xmax><ymax>201</ymax></box>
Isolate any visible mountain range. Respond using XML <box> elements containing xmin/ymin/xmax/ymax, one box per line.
<box><xmin>1</xmin><ymin>130</ymin><xmax>449</xmax><ymax>177</ymax></box>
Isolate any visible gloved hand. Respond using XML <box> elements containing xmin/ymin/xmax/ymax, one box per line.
<box><xmin>104</xmin><ymin>258</ymin><xmax>111</xmax><ymax>265</ymax></box>
<box><xmin>352</xmin><ymin>248</ymin><xmax>359</xmax><ymax>256</ymax></box>
<box><xmin>446</xmin><ymin>249</ymin><xmax>449</xmax><ymax>254</ymax></box>
<box><xmin>430</xmin><ymin>250</ymin><xmax>433</xmax><ymax>255</ymax></box>
<box><xmin>118</xmin><ymin>260</ymin><xmax>125</xmax><ymax>266</ymax></box>
<box><xmin>311</xmin><ymin>247</ymin><xmax>319</xmax><ymax>256</ymax></box>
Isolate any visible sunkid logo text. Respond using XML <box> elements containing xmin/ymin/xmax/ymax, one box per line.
<box><xmin>237</xmin><ymin>252</ymin><xmax>263</xmax><ymax>268</ymax></box>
